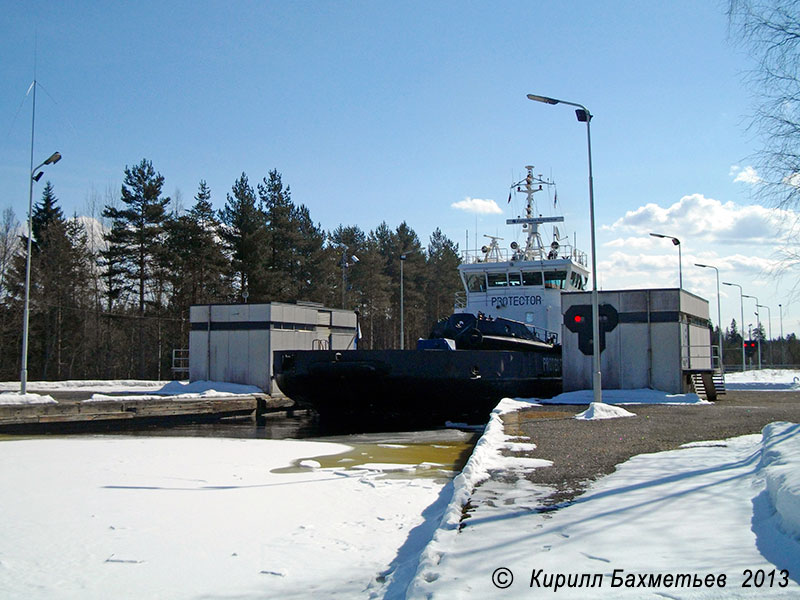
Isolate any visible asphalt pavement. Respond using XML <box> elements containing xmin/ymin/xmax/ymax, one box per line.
<box><xmin>501</xmin><ymin>390</ymin><xmax>800</xmax><ymax>505</ymax></box>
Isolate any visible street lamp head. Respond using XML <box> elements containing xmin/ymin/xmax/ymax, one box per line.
<box><xmin>32</xmin><ymin>171</ymin><xmax>44</xmax><ymax>182</ymax></box>
<box><xmin>526</xmin><ymin>93</ymin><xmax>559</xmax><ymax>105</ymax></box>
<box><xmin>44</xmin><ymin>151</ymin><xmax>61</xmax><ymax>165</ymax></box>
<box><xmin>695</xmin><ymin>263</ymin><xmax>709</xmax><ymax>269</ymax></box>
<box><xmin>575</xmin><ymin>108</ymin><xmax>591</xmax><ymax>122</ymax></box>
<box><xmin>650</xmin><ymin>232</ymin><xmax>679</xmax><ymax>245</ymax></box>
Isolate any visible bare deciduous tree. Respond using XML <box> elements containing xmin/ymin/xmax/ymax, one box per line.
<box><xmin>729</xmin><ymin>0</ymin><xmax>800</xmax><ymax>291</ymax></box>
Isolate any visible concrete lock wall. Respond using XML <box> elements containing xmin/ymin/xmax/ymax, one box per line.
<box><xmin>562</xmin><ymin>288</ymin><xmax>711</xmax><ymax>394</ymax></box>
<box><xmin>189</xmin><ymin>302</ymin><xmax>358</xmax><ymax>394</ymax></box>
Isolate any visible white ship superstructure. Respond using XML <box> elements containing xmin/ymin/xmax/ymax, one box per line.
<box><xmin>456</xmin><ymin>165</ymin><xmax>589</xmax><ymax>343</ymax></box>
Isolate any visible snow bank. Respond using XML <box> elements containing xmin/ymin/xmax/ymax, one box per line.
<box><xmin>726</xmin><ymin>368</ymin><xmax>800</xmax><ymax>391</ymax></box>
<box><xmin>408</xmin><ymin>397</ymin><xmax>550</xmax><ymax>594</ymax></box>
<box><xmin>574</xmin><ymin>402</ymin><xmax>636</xmax><ymax>420</ymax></box>
<box><xmin>154</xmin><ymin>380</ymin><xmax>262</xmax><ymax>395</ymax></box>
<box><xmin>760</xmin><ymin>422</ymin><xmax>800</xmax><ymax>539</ymax></box>
<box><xmin>536</xmin><ymin>387</ymin><xmax>708</xmax><ymax>405</ymax></box>
<box><xmin>0</xmin><ymin>380</ymin><xmax>166</xmax><ymax>392</ymax></box>
<box><xmin>0</xmin><ymin>380</ymin><xmax>261</xmax><ymax>402</ymax></box>
<box><xmin>84</xmin><ymin>380</ymin><xmax>264</xmax><ymax>402</ymax></box>
<box><xmin>0</xmin><ymin>392</ymin><xmax>56</xmax><ymax>405</ymax></box>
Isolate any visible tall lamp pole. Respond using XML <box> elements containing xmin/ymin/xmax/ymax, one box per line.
<box><xmin>779</xmin><ymin>304</ymin><xmax>785</xmax><ymax>365</ymax></box>
<box><xmin>742</xmin><ymin>294</ymin><xmax>761</xmax><ymax>369</ymax></box>
<box><xmin>756</xmin><ymin>304</ymin><xmax>772</xmax><ymax>365</ymax></box>
<box><xmin>20</xmin><ymin>151</ymin><xmax>62</xmax><ymax>394</ymax></box>
<box><xmin>651</xmin><ymin>233</ymin><xmax>682</xmax><ymax>289</ymax></box>
<box><xmin>722</xmin><ymin>282</ymin><xmax>745</xmax><ymax>372</ymax></box>
<box><xmin>399</xmin><ymin>254</ymin><xmax>407</xmax><ymax>349</ymax></box>
<box><xmin>527</xmin><ymin>93</ymin><xmax>601</xmax><ymax>403</ymax></box>
<box><xmin>695</xmin><ymin>263</ymin><xmax>723</xmax><ymax>372</ymax></box>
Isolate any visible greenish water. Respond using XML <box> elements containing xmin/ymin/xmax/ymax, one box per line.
<box><xmin>273</xmin><ymin>437</ymin><xmax>479</xmax><ymax>479</ymax></box>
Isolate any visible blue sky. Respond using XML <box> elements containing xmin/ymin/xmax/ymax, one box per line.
<box><xmin>2</xmin><ymin>1</ymin><xmax>797</xmax><ymax>339</ymax></box>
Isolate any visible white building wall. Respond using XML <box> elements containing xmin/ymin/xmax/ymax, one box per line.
<box><xmin>562</xmin><ymin>288</ymin><xmax>710</xmax><ymax>394</ymax></box>
<box><xmin>189</xmin><ymin>302</ymin><xmax>357</xmax><ymax>394</ymax></box>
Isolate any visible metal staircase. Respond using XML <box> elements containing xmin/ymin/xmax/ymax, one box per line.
<box><xmin>690</xmin><ymin>371</ymin><xmax>726</xmax><ymax>400</ymax></box>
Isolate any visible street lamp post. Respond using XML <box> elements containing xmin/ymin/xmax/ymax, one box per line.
<box><xmin>651</xmin><ymin>233</ymin><xmax>682</xmax><ymax>289</ymax></box>
<box><xmin>757</xmin><ymin>304</ymin><xmax>772</xmax><ymax>365</ymax></box>
<box><xmin>695</xmin><ymin>263</ymin><xmax>723</xmax><ymax>372</ymax></box>
<box><xmin>742</xmin><ymin>294</ymin><xmax>761</xmax><ymax>369</ymax></box>
<box><xmin>722</xmin><ymin>282</ymin><xmax>745</xmax><ymax>372</ymax></box>
<box><xmin>399</xmin><ymin>254</ymin><xmax>407</xmax><ymax>350</ymax></box>
<box><xmin>527</xmin><ymin>93</ymin><xmax>601</xmax><ymax>403</ymax></box>
<box><xmin>340</xmin><ymin>247</ymin><xmax>360</xmax><ymax>309</ymax></box>
<box><xmin>20</xmin><ymin>151</ymin><xmax>62</xmax><ymax>394</ymax></box>
<box><xmin>779</xmin><ymin>304</ymin><xmax>785</xmax><ymax>365</ymax></box>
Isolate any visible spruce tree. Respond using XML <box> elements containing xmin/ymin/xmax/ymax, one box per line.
<box><xmin>426</xmin><ymin>228</ymin><xmax>461</xmax><ymax>324</ymax></box>
<box><xmin>219</xmin><ymin>173</ymin><xmax>267</xmax><ymax>301</ymax></box>
<box><xmin>4</xmin><ymin>185</ymin><xmax>94</xmax><ymax>379</ymax></box>
<box><xmin>165</xmin><ymin>180</ymin><xmax>230</xmax><ymax>307</ymax></box>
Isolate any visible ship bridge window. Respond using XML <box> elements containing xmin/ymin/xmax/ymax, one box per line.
<box><xmin>508</xmin><ymin>272</ymin><xmax>522</xmax><ymax>286</ymax></box>
<box><xmin>465</xmin><ymin>273</ymin><xmax>486</xmax><ymax>292</ymax></box>
<box><xmin>487</xmin><ymin>273</ymin><xmax>508</xmax><ymax>287</ymax></box>
<box><xmin>544</xmin><ymin>271</ymin><xmax>567</xmax><ymax>289</ymax></box>
<box><xmin>570</xmin><ymin>272</ymin><xmax>587</xmax><ymax>290</ymax></box>
<box><xmin>521</xmin><ymin>271</ymin><xmax>543</xmax><ymax>286</ymax></box>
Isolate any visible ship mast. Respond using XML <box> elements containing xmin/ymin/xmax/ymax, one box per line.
<box><xmin>506</xmin><ymin>165</ymin><xmax>563</xmax><ymax>261</ymax></box>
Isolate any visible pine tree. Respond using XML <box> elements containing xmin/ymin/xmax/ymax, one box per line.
<box><xmin>101</xmin><ymin>159</ymin><xmax>170</xmax><ymax>377</ymax></box>
<box><xmin>256</xmin><ymin>170</ymin><xmax>326</xmax><ymax>302</ymax></box>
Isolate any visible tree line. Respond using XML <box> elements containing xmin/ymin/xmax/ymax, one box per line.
<box><xmin>721</xmin><ymin>319</ymin><xmax>800</xmax><ymax>369</ymax></box>
<box><xmin>0</xmin><ymin>159</ymin><xmax>462</xmax><ymax>381</ymax></box>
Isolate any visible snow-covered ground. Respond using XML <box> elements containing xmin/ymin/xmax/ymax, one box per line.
<box><xmin>725</xmin><ymin>368</ymin><xmax>800</xmax><ymax>391</ymax></box>
<box><xmin>406</xmin><ymin>375</ymin><xmax>800</xmax><ymax>599</ymax></box>
<box><xmin>0</xmin><ymin>436</ymin><xmax>449</xmax><ymax>600</ymax></box>
<box><xmin>1</xmin><ymin>370</ymin><xmax>799</xmax><ymax>598</ymax></box>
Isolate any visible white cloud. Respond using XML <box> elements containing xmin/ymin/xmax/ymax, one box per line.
<box><xmin>604</xmin><ymin>193</ymin><xmax>793</xmax><ymax>246</ymax></box>
<box><xmin>783</xmin><ymin>172</ymin><xmax>800</xmax><ymax>188</ymax></box>
<box><xmin>604</xmin><ymin>236</ymin><xmax>660</xmax><ymax>250</ymax></box>
<box><xmin>74</xmin><ymin>215</ymin><xmax>109</xmax><ymax>252</ymax></box>
<box><xmin>451</xmin><ymin>197</ymin><xmax>502</xmax><ymax>215</ymax></box>
<box><xmin>731</xmin><ymin>165</ymin><xmax>761</xmax><ymax>184</ymax></box>
<box><xmin>598</xmin><ymin>249</ymin><xmax>782</xmax><ymax>292</ymax></box>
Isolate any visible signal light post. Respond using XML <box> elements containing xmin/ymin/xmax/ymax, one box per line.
<box><xmin>528</xmin><ymin>92</ymin><xmax>602</xmax><ymax>403</ymax></box>
<box><xmin>722</xmin><ymin>282</ymin><xmax>746</xmax><ymax>372</ymax></box>
<box><xmin>564</xmin><ymin>304</ymin><xmax>618</xmax><ymax>358</ymax></box>
<box><xmin>742</xmin><ymin>294</ymin><xmax>761</xmax><ymax>369</ymax></box>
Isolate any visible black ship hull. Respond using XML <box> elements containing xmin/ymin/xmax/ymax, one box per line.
<box><xmin>272</xmin><ymin>347</ymin><xmax>562</xmax><ymax>425</ymax></box>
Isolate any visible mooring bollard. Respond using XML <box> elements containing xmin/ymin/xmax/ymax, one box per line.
<box><xmin>255</xmin><ymin>396</ymin><xmax>267</xmax><ymax>425</ymax></box>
